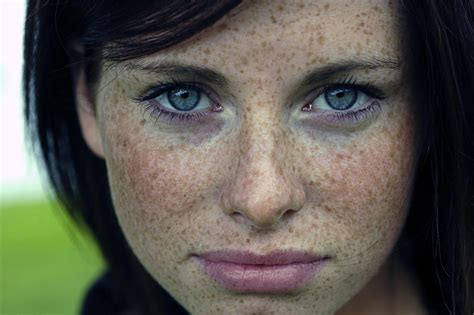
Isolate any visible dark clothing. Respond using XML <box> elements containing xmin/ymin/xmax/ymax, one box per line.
<box><xmin>80</xmin><ymin>272</ymin><xmax>188</xmax><ymax>315</ymax></box>
<box><xmin>80</xmin><ymin>272</ymin><xmax>137</xmax><ymax>315</ymax></box>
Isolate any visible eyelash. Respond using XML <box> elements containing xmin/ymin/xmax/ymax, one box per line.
<box><xmin>133</xmin><ymin>77</ymin><xmax>386</xmax><ymax>125</ymax></box>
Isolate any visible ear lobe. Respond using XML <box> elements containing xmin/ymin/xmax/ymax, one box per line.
<box><xmin>74</xmin><ymin>65</ymin><xmax>105</xmax><ymax>158</ymax></box>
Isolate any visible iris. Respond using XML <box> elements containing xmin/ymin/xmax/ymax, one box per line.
<box><xmin>324</xmin><ymin>87</ymin><xmax>358</xmax><ymax>110</ymax></box>
<box><xmin>168</xmin><ymin>88</ymin><xmax>201</xmax><ymax>111</ymax></box>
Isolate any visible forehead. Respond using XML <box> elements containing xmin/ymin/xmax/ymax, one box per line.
<box><xmin>138</xmin><ymin>0</ymin><xmax>401</xmax><ymax>72</ymax></box>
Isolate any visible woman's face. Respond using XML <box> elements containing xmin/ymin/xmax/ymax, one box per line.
<box><xmin>78</xmin><ymin>0</ymin><xmax>418</xmax><ymax>314</ymax></box>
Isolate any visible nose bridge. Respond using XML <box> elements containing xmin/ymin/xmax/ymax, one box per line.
<box><xmin>224</xmin><ymin>105</ymin><xmax>304</xmax><ymax>229</ymax></box>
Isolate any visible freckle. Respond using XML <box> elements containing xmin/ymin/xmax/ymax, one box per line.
<box><xmin>202</xmin><ymin>58</ymin><xmax>208</xmax><ymax>64</ymax></box>
<box><xmin>318</xmin><ymin>35</ymin><xmax>325</xmax><ymax>45</ymax></box>
<box><xmin>336</xmin><ymin>153</ymin><xmax>345</xmax><ymax>161</ymax></box>
<box><xmin>277</xmin><ymin>4</ymin><xmax>284</xmax><ymax>11</ymax></box>
<box><xmin>323</xmin><ymin>3</ymin><xmax>330</xmax><ymax>10</ymax></box>
<box><xmin>373</xmin><ymin>5</ymin><xmax>382</xmax><ymax>13</ymax></box>
<box><xmin>324</xmin><ymin>205</ymin><xmax>332</xmax><ymax>212</ymax></box>
<box><xmin>246</xmin><ymin>238</ymin><xmax>250</xmax><ymax>244</ymax></box>
<box><xmin>240</xmin><ymin>56</ymin><xmax>248</xmax><ymax>65</ymax></box>
<box><xmin>289</xmin><ymin>227</ymin><xmax>294</xmax><ymax>233</ymax></box>
<box><xmin>271</xmin><ymin>15</ymin><xmax>277</xmax><ymax>24</ymax></box>
<box><xmin>139</xmin><ymin>119</ymin><xmax>146</xmax><ymax>126</ymax></box>
<box><xmin>217</xmin><ymin>23</ymin><xmax>228</xmax><ymax>31</ymax></box>
<box><xmin>203</xmin><ymin>48</ymin><xmax>211</xmax><ymax>55</ymax></box>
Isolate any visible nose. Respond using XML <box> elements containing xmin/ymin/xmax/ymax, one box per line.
<box><xmin>221</xmin><ymin>115</ymin><xmax>306</xmax><ymax>230</ymax></box>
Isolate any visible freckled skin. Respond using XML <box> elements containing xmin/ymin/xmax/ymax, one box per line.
<box><xmin>82</xmin><ymin>0</ymin><xmax>425</xmax><ymax>314</ymax></box>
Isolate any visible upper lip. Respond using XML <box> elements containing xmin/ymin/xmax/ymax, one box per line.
<box><xmin>196</xmin><ymin>250</ymin><xmax>328</xmax><ymax>265</ymax></box>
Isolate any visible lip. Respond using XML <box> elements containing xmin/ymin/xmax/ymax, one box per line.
<box><xmin>193</xmin><ymin>250</ymin><xmax>329</xmax><ymax>293</ymax></box>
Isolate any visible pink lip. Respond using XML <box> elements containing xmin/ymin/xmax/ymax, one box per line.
<box><xmin>193</xmin><ymin>250</ymin><xmax>329</xmax><ymax>293</ymax></box>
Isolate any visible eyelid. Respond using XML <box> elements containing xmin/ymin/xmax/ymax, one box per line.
<box><xmin>301</xmin><ymin>81</ymin><xmax>387</xmax><ymax>107</ymax></box>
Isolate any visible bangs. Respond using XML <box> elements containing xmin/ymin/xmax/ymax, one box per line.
<box><xmin>63</xmin><ymin>0</ymin><xmax>242</xmax><ymax>62</ymax></box>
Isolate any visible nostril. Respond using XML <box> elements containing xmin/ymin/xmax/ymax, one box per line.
<box><xmin>230</xmin><ymin>212</ymin><xmax>247</xmax><ymax>225</ymax></box>
<box><xmin>282</xmin><ymin>209</ymin><xmax>297</xmax><ymax>219</ymax></box>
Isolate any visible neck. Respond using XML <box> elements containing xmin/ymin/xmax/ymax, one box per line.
<box><xmin>336</xmin><ymin>252</ymin><xmax>427</xmax><ymax>315</ymax></box>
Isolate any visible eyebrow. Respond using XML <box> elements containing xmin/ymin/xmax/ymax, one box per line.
<box><xmin>122</xmin><ymin>57</ymin><xmax>400</xmax><ymax>88</ymax></box>
<box><xmin>123</xmin><ymin>61</ymin><xmax>230</xmax><ymax>88</ymax></box>
<box><xmin>299</xmin><ymin>57</ymin><xmax>400</xmax><ymax>86</ymax></box>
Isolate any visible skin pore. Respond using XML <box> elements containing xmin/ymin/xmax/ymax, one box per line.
<box><xmin>76</xmin><ymin>0</ymin><xmax>427</xmax><ymax>314</ymax></box>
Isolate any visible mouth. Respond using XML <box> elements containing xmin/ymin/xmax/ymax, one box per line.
<box><xmin>192</xmin><ymin>250</ymin><xmax>330</xmax><ymax>293</ymax></box>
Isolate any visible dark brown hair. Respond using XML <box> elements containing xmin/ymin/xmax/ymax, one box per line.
<box><xmin>23</xmin><ymin>0</ymin><xmax>473</xmax><ymax>314</ymax></box>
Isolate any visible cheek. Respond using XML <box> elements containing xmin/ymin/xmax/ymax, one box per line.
<box><xmin>108</xmin><ymin>140</ymin><xmax>205</xmax><ymax>214</ymax></box>
<box><xmin>105</xmin><ymin>132</ymin><xmax>212</xmax><ymax>220</ymax></box>
<box><xmin>101</xmin><ymin>112</ymin><xmax>232</xmax><ymax>254</ymax></box>
<box><xmin>310</xmin><ymin>107</ymin><xmax>417</xmax><ymax>260</ymax></box>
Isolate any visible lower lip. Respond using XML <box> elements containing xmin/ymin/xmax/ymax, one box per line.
<box><xmin>194</xmin><ymin>257</ymin><xmax>327</xmax><ymax>293</ymax></box>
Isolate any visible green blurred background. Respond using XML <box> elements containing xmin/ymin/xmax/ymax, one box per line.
<box><xmin>1</xmin><ymin>199</ymin><xmax>104</xmax><ymax>315</ymax></box>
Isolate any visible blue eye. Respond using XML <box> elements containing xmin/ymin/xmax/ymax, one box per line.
<box><xmin>324</xmin><ymin>87</ymin><xmax>358</xmax><ymax>110</ymax></box>
<box><xmin>147</xmin><ymin>84</ymin><xmax>214</xmax><ymax>113</ymax></box>
<box><xmin>136</xmin><ymin>83</ymin><xmax>222</xmax><ymax>124</ymax></box>
<box><xmin>167</xmin><ymin>87</ymin><xmax>201</xmax><ymax>111</ymax></box>
<box><xmin>311</xmin><ymin>85</ymin><xmax>371</xmax><ymax>112</ymax></box>
<box><xmin>301</xmin><ymin>82</ymin><xmax>386</xmax><ymax>124</ymax></box>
